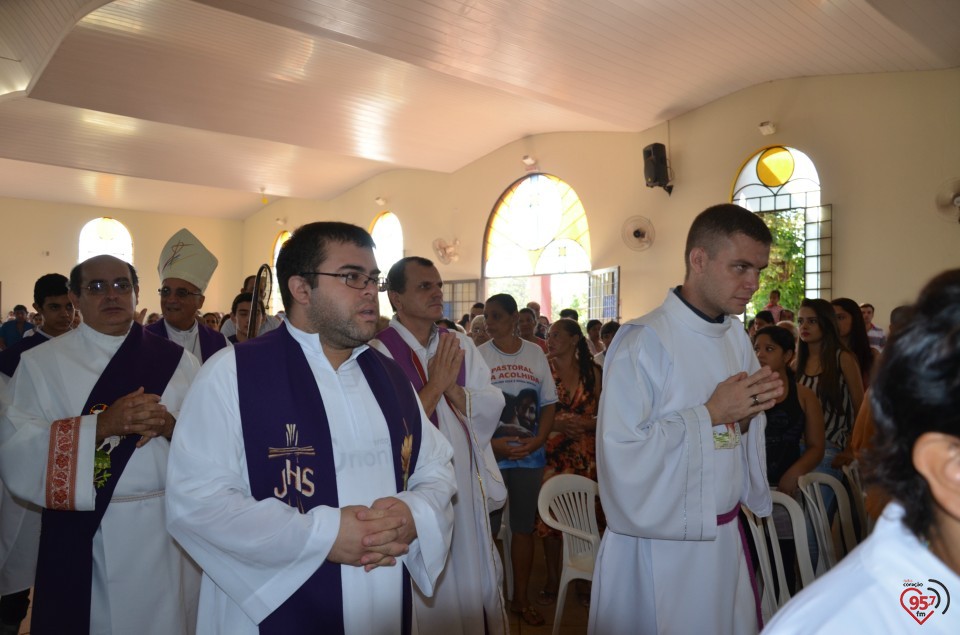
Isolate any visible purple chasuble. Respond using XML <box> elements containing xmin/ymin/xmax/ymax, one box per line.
<box><xmin>235</xmin><ymin>323</ymin><xmax>423</xmax><ymax>635</ymax></box>
<box><xmin>145</xmin><ymin>318</ymin><xmax>227</xmax><ymax>362</ymax></box>
<box><xmin>376</xmin><ymin>326</ymin><xmax>465</xmax><ymax>427</ymax></box>
<box><xmin>31</xmin><ymin>323</ymin><xmax>184</xmax><ymax>635</ymax></box>
<box><xmin>0</xmin><ymin>331</ymin><xmax>50</xmax><ymax>378</ymax></box>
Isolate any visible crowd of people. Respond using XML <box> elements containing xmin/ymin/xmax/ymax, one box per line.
<box><xmin>0</xmin><ymin>207</ymin><xmax>956</xmax><ymax>635</ymax></box>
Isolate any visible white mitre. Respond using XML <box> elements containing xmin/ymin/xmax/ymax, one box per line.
<box><xmin>158</xmin><ymin>228</ymin><xmax>218</xmax><ymax>293</ymax></box>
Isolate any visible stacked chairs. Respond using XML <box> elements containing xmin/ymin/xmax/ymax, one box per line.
<box><xmin>797</xmin><ymin>473</ymin><xmax>858</xmax><ymax>574</ymax></box>
<box><xmin>742</xmin><ymin>492</ymin><xmax>816</xmax><ymax>622</ymax></box>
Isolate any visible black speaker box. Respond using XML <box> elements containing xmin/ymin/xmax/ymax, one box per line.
<box><xmin>643</xmin><ymin>143</ymin><xmax>669</xmax><ymax>188</ymax></box>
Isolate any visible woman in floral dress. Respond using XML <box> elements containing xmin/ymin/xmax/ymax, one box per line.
<box><xmin>535</xmin><ymin>318</ymin><xmax>603</xmax><ymax>606</ymax></box>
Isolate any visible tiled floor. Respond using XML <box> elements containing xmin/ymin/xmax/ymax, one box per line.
<box><xmin>15</xmin><ymin>535</ymin><xmax>587</xmax><ymax>634</ymax></box>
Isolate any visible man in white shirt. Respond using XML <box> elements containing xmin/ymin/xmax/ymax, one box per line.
<box><xmin>166</xmin><ymin>221</ymin><xmax>456</xmax><ymax>635</ymax></box>
<box><xmin>373</xmin><ymin>256</ymin><xmax>508</xmax><ymax>635</ymax></box>
<box><xmin>590</xmin><ymin>204</ymin><xmax>783</xmax><ymax>635</ymax></box>
<box><xmin>860</xmin><ymin>302</ymin><xmax>886</xmax><ymax>351</ymax></box>
<box><xmin>0</xmin><ymin>255</ymin><xmax>201</xmax><ymax>634</ymax></box>
<box><xmin>146</xmin><ymin>227</ymin><xmax>229</xmax><ymax>362</ymax></box>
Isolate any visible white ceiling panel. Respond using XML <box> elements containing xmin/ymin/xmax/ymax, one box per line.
<box><xmin>0</xmin><ymin>0</ymin><xmax>957</xmax><ymax>218</ymax></box>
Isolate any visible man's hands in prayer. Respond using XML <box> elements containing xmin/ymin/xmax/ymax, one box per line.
<box><xmin>705</xmin><ymin>367</ymin><xmax>783</xmax><ymax>427</ymax></box>
<box><xmin>330</xmin><ymin>498</ymin><xmax>417</xmax><ymax>572</ymax></box>
<box><xmin>421</xmin><ymin>333</ymin><xmax>466</xmax><ymax>416</ymax></box>
<box><xmin>95</xmin><ymin>387</ymin><xmax>171</xmax><ymax>446</ymax></box>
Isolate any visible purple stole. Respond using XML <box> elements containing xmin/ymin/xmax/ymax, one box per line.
<box><xmin>31</xmin><ymin>323</ymin><xmax>183</xmax><ymax>634</ymax></box>
<box><xmin>145</xmin><ymin>318</ymin><xmax>227</xmax><ymax>362</ymax></box>
<box><xmin>376</xmin><ymin>326</ymin><xmax>465</xmax><ymax>428</ymax></box>
<box><xmin>0</xmin><ymin>331</ymin><xmax>50</xmax><ymax>378</ymax></box>
<box><xmin>235</xmin><ymin>323</ymin><xmax>423</xmax><ymax>635</ymax></box>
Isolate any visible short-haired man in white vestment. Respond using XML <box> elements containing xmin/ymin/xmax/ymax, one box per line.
<box><xmin>589</xmin><ymin>204</ymin><xmax>783</xmax><ymax>635</ymax></box>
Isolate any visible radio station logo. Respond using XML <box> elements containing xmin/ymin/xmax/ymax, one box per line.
<box><xmin>900</xmin><ymin>579</ymin><xmax>950</xmax><ymax>625</ymax></box>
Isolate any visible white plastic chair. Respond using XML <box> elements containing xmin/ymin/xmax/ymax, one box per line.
<box><xmin>537</xmin><ymin>475</ymin><xmax>600</xmax><ymax>635</ymax></box>
<box><xmin>842</xmin><ymin>460</ymin><xmax>872</xmax><ymax>540</ymax></box>
<box><xmin>797</xmin><ymin>472</ymin><xmax>857</xmax><ymax>574</ymax></box>
<box><xmin>742</xmin><ymin>492</ymin><xmax>816</xmax><ymax>622</ymax></box>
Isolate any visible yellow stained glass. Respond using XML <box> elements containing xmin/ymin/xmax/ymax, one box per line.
<box><xmin>757</xmin><ymin>147</ymin><xmax>795</xmax><ymax>187</ymax></box>
<box><xmin>484</xmin><ymin>174</ymin><xmax>591</xmax><ymax>278</ymax></box>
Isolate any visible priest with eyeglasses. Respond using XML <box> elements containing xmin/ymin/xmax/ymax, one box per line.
<box><xmin>145</xmin><ymin>227</ymin><xmax>229</xmax><ymax>363</ymax></box>
<box><xmin>0</xmin><ymin>254</ymin><xmax>202</xmax><ymax>634</ymax></box>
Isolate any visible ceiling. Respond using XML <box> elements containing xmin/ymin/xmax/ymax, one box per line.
<box><xmin>0</xmin><ymin>0</ymin><xmax>958</xmax><ymax>219</ymax></box>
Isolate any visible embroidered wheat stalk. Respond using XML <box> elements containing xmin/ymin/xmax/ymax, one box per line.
<box><xmin>400</xmin><ymin>418</ymin><xmax>413</xmax><ymax>491</ymax></box>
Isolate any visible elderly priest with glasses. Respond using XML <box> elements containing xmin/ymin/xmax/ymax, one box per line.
<box><xmin>146</xmin><ymin>227</ymin><xmax>229</xmax><ymax>363</ymax></box>
<box><xmin>0</xmin><ymin>254</ymin><xmax>202</xmax><ymax>635</ymax></box>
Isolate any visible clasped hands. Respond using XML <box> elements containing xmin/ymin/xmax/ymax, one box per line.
<box><xmin>330</xmin><ymin>497</ymin><xmax>417</xmax><ymax>572</ymax></box>
<box><xmin>705</xmin><ymin>367</ymin><xmax>784</xmax><ymax>428</ymax></box>
<box><xmin>95</xmin><ymin>387</ymin><xmax>174</xmax><ymax>447</ymax></box>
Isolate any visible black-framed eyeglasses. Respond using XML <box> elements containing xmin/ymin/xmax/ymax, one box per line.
<box><xmin>299</xmin><ymin>271</ymin><xmax>387</xmax><ymax>292</ymax></box>
<box><xmin>158</xmin><ymin>287</ymin><xmax>203</xmax><ymax>299</ymax></box>
<box><xmin>84</xmin><ymin>280</ymin><xmax>134</xmax><ymax>296</ymax></box>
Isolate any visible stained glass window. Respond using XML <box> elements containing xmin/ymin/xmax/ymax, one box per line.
<box><xmin>370</xmin><ymin>211</ymin><xmax>403</xmax><ymax>317</ymax></box>
<box><xmin>485</xmin><ymin>174</ymin><xmax>591</xmax><ymax>279</ymax></box>
<box><xmin>78</xmin><ymin>217</ymin><xmax>133</xmax><ymax>263</ymax></box>
<box><xmin>731</xmin><ymin>146</ymin><xmax>830</xmax><ymax>312</ymax></box>
<box><xmin>270</xmin><ymin>230</ymin><xmax>291</xmax><ymax>313</ymax></box>
<box><xmin>483</xmin><ymin>174</ymin><xmax>593</xmax><ymax>321</ymax></box>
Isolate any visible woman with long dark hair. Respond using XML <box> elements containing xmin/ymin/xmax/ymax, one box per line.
<box><xmin>796</xmin><ymin>298</ymin><xmax>864</xmax><ymax>491</ymax></box>
<box><xmin>831</xmin><ymin>297</ymin><xmax>878</xmax><ymax>387</ymax></box>
<box><xmin>535</xmin><ymin>318</ymin><xmax>603</xmax><ymax>606</ymax></box>
<box><xmin>478</xmin><ymin>293</ymin><xmax>557</xmax><ymax>627</ymax></box>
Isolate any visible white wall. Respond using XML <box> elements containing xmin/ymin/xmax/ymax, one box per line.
<box><xmin>3</xmin><ymin>68</ymin><xmax>957</xmax><ymax>328</ymax></box>
<box><xmin>0</xmin><ymin>198</ymin><xmax>243</xmax><ymax>315</ymax></box>
<box><xmin>245</xmin><ymin>68</ymin><xmax>960</xmax><ymax>326</ymax></box>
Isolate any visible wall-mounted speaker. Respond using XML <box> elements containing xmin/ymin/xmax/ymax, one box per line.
<box><xmin>643</xmin><ymin>143</ymin><xmax>672</xmax><ymax>194</ymax></box>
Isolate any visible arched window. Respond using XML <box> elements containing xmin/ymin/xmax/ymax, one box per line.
<box><xmin>484</xmin><ymin>174</ymin><xmax>609</xmax><ymax>322</ymax></box>
<box><xmin>270</xmin><ymin>230</ymin><xmax>291</xmax><ymax>314</ymax></box>
<box><xmin>370</xmin><ymin>212</ymin><xmax>403</xmax><ymax>318</ymax></box>
<box><xmin>732</xmin><ymin>146</ymin><xmax>830</xmax><ymax>315</ymax></box>
<box><xmin>78</xmin><ymin>217</ymin><xmax>133</xmax><ymax>263</ymax></box>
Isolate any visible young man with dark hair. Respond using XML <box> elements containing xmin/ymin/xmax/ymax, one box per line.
<box><xmin>859</xmin><ymin>302</ymin><xmax>886</xmax><ymax>351</ymax></box>
<box><xmin>227</xmin><ymin>292</ymin><xmax>265</xmax><ymax>344</ymax></box>
<box><xmin>166</xmin><ymin>222</ymin><xmax>455</xmax><ymax>634</ymax></box>
<box><xmin>0</xmin><ymin>274</ymin><xmax>74</xmax><ymax>386</ymax></box>
<box><xmin>0</xmin><ymin>306</ymin><xmax>33</xmax><ymax>351</ymax></box>
<box><xmin>0</xmin><ymin>273</ymin><xmax>73</xmax><ymax>634</ymax></box>
<box><xmin>591</xmin><ymin>203</ymin><xmax>783</xmax><ymax>635</ymax></box>
<box><xmin>221</xmin><ymin>274</ymin><xmax>283</xmax><ymax>339</ymax></box>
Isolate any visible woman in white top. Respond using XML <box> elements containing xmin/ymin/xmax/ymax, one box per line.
<box><xmin>478</xmin><ymin>293</ymin><xmax>557</xmax><ymax>627</ymax></box>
